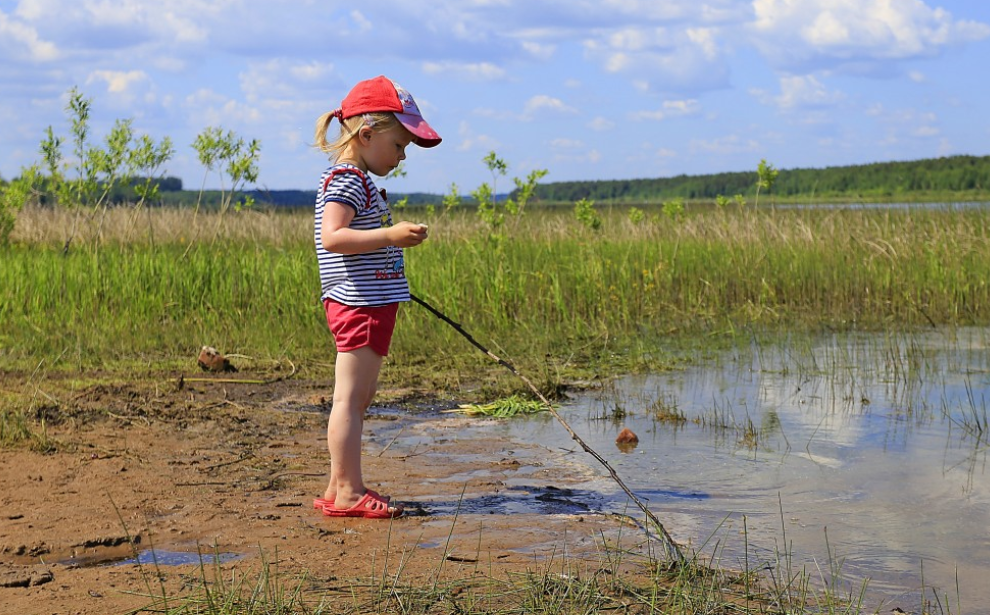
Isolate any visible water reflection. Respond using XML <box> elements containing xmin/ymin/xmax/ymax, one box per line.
<box><xmin>506</xmin><ymin>328</ymin><xmax>990</xmax><ymax>611</ymax></box>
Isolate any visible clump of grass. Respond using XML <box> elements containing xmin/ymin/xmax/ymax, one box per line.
<box><xmin>0</xmin><ymin>408</ymin><xmax>56</xmax><ymax>452</ymax></box>
<box><xmin>649</xmin><ymin>394</ymin><xmax>687</xmax><ymax>423</ymax></box>
<box><xmin>740</xmin><ymin>417</ymin><xmax>761</xmax><ymax>449</ymax></box>
<box><xmin>0</xmin><ymin>409</ymin><xmax>33</xmax><ymax>447</ymax></box>
<box><xmin>450</xmin><ymin>394</ymin><xmax>547</xmax><ymax>417</ymax></box>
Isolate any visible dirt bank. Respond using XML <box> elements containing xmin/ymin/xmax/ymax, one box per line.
<box><xmin>1</xmin><ymin>371</ymin><xmax>653</xmax><ymax>614</ymax></box>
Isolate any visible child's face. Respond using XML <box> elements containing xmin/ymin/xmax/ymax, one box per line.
<box><xmin>363</xmin><ymin>125</ymin><xmax>413</xmax><ymax>177</ymax></box>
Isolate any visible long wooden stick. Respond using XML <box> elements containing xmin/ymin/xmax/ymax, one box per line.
<box><xmin>410</xmin><ymin>292</ymin><xmax>685</xmax><ymax>563</ymax></box>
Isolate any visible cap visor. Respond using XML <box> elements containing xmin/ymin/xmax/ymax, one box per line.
<box><xmin>395</xmin><ymin>112</ymin><xmax>442</xmax><ymax>148</ymax></box>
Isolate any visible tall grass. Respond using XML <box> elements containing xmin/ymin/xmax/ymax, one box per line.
<box><xmin>3</xmin><ymin>204</ymin><xmax>990</xmax><ymax>375</ymax></box>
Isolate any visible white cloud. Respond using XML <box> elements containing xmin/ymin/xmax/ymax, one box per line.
<box><xmin>523</xmin><ymin>95</ymin><xmax>577</xmax><ymax>116</ymax></box>
<box><xmin>347</xmin><ymin>9</ymin><xmax>373</xmax><ymax>34</ymax></box>
<box><xmin>588</xmin><ymin>117</ymin><xmax>615</xmax><ymax>131</ymax></box>
<box><xmin>631</xmin><ymin>99</ymin><xmax>701</xmax><ymax>121</ymax></box>
<box><xmin>477</xmin><ymin>94</ymin><xmax>578</xmax><ymax>122</ymax></box>
<box><xmin>776</xmin><ymin>75</ymin><xmax>845</xmax><ymax>109</ymax></box>
<box><xmin>2</xmin><ymin>0</ymin><xmax>989</xmax><ymax>193</ymax></box>
<box><xmin>86</xmin><ymin>69</ymin><xmax>149</xmax><ymax>98</ymax></box>
<box><xmin>422</xmin><ymin>61</ymin><xmax>507</xmax><ymax>81</ymax></box>
<box><xmin>550</xmin><ymin>137</ymin><xmax>584</xmax><ymax>149</ymax></box>
<box><xmin>689</xmin><ymin>134</ymin><xmax>761</xmax><ymax>155</ymax></box>
<box><xmin>552</xmin><ymin>144</ymin><xmax>602</xmax><ymax>165</ymax></box>
<box><xmin>239</xmin><ymin>60</ymin><xmax>336</xmax><ymax>103</ymax></box>
<box><xmin>686</xmin><ymin>27</ymin><xmax>718</xmax><ymax>60</ymax></box>
<box><xmin>520</xmin><ymin>40</ymin><xmax>556</xmax><ymax>60</ymax></box>
<box><xmin>456</xmin><ymin>120</ymin><xmax>500</xmax><ymax>152</ymax></box>
<box><xmin>751</xmin><ymin>0</ymin><xmax>990</xmax><ymax>71</ymax></box>
<box><xmin>750</xmin><ymin>74</ymin><xmax>845</xmax><ymax>112</ymax></box>
<box><xmin>184</xmin><ymin>88</ymin><xmax>263</xmax><ymax>126</ymax></box>
<box><xmin>582</xmin><ymin>24</ymin><xmax>730</xmax><ymax>92</ymax></box>
<box><xmin>0</xmin><ymin>10</ymin><xmax>59</xmax><ymax>61</ymax></box>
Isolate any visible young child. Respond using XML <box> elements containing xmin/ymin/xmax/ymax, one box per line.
<box><xmin>311</xmin><ymin>76</ymin><xmax>441</xmax><ymax>518</ymax></box>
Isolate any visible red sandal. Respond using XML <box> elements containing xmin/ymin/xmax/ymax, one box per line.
<box><xmin>314</xmin><ymin>492</ymin><xmax>390</xmax><ymax>515</ymax></box>
<box><xmin>324</xmin><ymin>489</ymin><xmax>402</xmax><ymax>519</ymax></box>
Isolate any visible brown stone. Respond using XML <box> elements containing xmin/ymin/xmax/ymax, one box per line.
<box><xmin>615</xmin><ymin>428</ymin><xmax>638</xmax><ymax>444</ymax></box>
<box><xmin>197</xmin><ymin>346</ymin><xmax>236</xmax><ymax>372</ymax></box>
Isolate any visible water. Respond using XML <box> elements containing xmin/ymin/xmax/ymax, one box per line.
<box><xmin>111</xmin><ymin>549</ymin><xmax>241</xmax><ymax>567</ymax></box>
<box><xmin>60</xmin><ymin>546</ymin><xmax>241</xmax><ymax>568</ymax></box>
<box><xmin>502</xmin><ymin>328</ymin><xmax>990</xmax><ymax>611</ymax></box>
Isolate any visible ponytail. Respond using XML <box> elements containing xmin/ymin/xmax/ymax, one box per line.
<box><xmin>314</xmin><ymin>112</ymin><xmax>401</xmax><ymax>161</ymax></box>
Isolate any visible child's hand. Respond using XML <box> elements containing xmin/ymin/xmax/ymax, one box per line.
<box><xmin>387</xmin><ymin>221</ymin><xmax>429</xmax><ymax>248</ymax></box>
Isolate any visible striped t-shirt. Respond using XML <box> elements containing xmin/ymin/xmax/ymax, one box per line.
<box><xmin>314</xmin><ymin>164</ymin><xmax>409</xmax><ymax>306</ymax></box>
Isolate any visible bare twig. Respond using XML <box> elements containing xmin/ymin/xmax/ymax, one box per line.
<box><xmin>410</xmin><ymin>292</ymin><xmax>685</xmax><ymax>563</ymax></box>
<box><xmin>202</xmin><ymin>452</ymin><xmax>255</xmax><ymax>472</ymax></box>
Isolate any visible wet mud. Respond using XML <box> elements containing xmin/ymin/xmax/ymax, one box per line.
<box><xmin>0</xmin><ymin>372</ymin><xmax>648</xmax><ymax>614</ymax></box>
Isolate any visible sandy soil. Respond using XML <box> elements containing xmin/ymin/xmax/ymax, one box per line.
<box><xmin>0</xmin><ymin>370</ymin><xmax>654</xmax><ymax>615</ymax></box>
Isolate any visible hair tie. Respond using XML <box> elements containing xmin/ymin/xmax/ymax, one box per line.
<box><xmin>332</xmin><ymin>108</ymin><xmax>344</xmax><ymax>122</ymax></box>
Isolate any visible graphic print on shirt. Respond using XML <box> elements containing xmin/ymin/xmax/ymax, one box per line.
<box><xmin>377</xmin><ymin>210</ymin><xmax>405</xmax><ymax>280</ymax></box>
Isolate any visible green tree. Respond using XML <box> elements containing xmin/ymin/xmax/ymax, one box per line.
<box><xmin>192</xmin><ymin>126</ymin><xmax>261</xmax><ymax>217</ymax></box>
<box><xmin>574</xmin><ymin>198</ymin><xmax>601</xmax><ymax>230</ymax></box>
<box><xmin>755</xmin><ymin>158</ymin><xmax>778</xmax><ymax>207</ymax></box>
<box><xmin>506</xmin><ymin>168</ymin><xmax>548</xmax><ymax>216</ymax></box>
<box><xmin>441</xmin><ymin>182</ymin><xmax>461</xmax><ymax>216</ymax></box>
<box><xmin>472</xmin><ymin>151</ymin><xmax>508</xmax><ymax>231</ymax></box>
<box><xmin>33</xmin><ymin>86</ymin><xmax>176</xmax><ymax>251</ymax></box>
<box><xmin>662</xmin><ymin>197</ymin><xmax>685</xmax><ymax>220</ymax></box>
<box><xmin>0</xmin><ymin>166</ymin><xmax>42</xmax><ymax>245</ymax></box>
<box><xmin>129</xmin><ymin>134</ymin><xmax>176</xmax><ymax>208</ymax></box>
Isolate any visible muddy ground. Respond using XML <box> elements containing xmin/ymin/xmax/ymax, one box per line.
<box><xmin>0</xmin><ymin>368</ymin><xmax>662</xmax><ymax>615</ymax></box>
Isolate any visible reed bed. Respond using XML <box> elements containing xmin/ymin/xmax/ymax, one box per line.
<box><xmin>3</xmin><ymin>203</ymin><xmax>989</xmax><ymax>377</ymax></box>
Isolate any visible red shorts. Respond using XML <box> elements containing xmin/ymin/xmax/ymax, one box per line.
<box><xmin>323</xmin><ymin>299</ymin><xmax>399</xmax><ymax>356</ymax></box>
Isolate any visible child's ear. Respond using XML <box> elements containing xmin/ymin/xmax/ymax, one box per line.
<box><xmin>358</xmin><ymin>126</ymin><xmax>374</xmax><ymax>144</ymax></box>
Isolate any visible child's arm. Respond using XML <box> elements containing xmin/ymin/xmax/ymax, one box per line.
<box><xmin>321</xmin><ymin>202</ymin><xmax>428</xmax><ymax>254</ymax></box>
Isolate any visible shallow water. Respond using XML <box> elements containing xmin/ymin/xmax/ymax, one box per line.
<box><xmin>501</xmin><ymin>328</ymin><xmax>990</xmax><ymax>611</ymax></box>
<box><xmin>110</xmin><ymin>549</ymin><xmax>241</xmax><ymax>567</ymax></box>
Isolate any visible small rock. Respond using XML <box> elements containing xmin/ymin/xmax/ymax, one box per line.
<box><xmin>197</xmin><ymin>346</ymin><xmax>237</xmax><ymax>372</ymax></box>
<box><xmin>615</xmin><ymin>428</ymin><xmax>639</xmax><ymax>444</ymax></box>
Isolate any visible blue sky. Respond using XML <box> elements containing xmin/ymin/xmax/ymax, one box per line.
<box><xmin>2</xmin><ymin>0</ymin><xmax>989</xmax><ymax>194</ymax></box>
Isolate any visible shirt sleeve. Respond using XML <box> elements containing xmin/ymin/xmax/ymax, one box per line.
<box><xmin>321</xmin><ymin>171</ymin><xmax>369</xmax><ymax>213</ymax></box>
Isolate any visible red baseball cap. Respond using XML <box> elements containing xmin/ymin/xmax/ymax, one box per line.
<box><xmin>338</xmin><ymin>76</ymin><xmax>442</xmax><ymax>148</ymax></box>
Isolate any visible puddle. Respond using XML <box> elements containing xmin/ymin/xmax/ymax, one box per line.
<box><xmin>495</xmin><ymin>328</ymin><xmax>990</xmax><ymax>611</ymax></box>
<box><xmin>60</xmin><ymin>545</ymin><xmax>241</xmax><ymax>568</ymax></box>
<box><xmin>111</xmin><ymin>549</ymin><xmax>242</xmax><ymax>567</ymax></box>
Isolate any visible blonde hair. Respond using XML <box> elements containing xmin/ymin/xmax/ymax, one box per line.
<box><xmin>314</xmin><ymin>112</ymin><xmax>400</xmax><ymax>161</ymax></box>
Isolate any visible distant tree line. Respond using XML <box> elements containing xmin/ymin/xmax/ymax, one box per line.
<box><xmin>105</xmin><ymin>155</ymin><xmax>990</xmax><ymax>208</ymax></box>
<box><xmin>527</xmin><ymin>155</ymin><xmax>990</xmax><ymax>203</ymax></box>
<box><xmin>10</xmin><ymin>154</ymin><xmax>987</xmax><ymax>213</ymax></box>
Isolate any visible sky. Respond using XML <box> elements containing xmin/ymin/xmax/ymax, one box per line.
<box><xmin>2</xmin><ymin>0</ymin><xmax>990</xmax><ymax>195</ymax></box>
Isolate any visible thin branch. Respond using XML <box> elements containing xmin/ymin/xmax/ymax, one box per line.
<box><xmin>410</xmin><ymin>292</ymin><xmax>685</xmax><ymax>563</ymax></box>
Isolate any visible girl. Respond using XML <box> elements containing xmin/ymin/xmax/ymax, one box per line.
<box><xmin>311</xmin><ymin>76</ymin><xmax>441</xmax><ymax>518</ymax></box>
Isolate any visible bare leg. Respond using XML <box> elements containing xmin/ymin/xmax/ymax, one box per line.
<box><xmin>323</xmin><ymin>346</ymin><xmax>399</xmax><ymax>513</ymax></box>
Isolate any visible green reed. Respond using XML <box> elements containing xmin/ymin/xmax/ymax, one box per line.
<box><xmin>3</xmin><ymin>204</ymin><xmax>990</xmax><ymax>376</ymax></box>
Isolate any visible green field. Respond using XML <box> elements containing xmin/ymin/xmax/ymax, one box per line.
<box><xmin>3</xmin><ymin>203</ymin><xmax>989</xmax><ymax>386</ymax></box>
